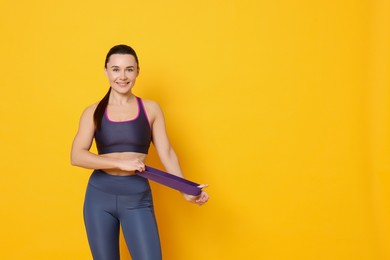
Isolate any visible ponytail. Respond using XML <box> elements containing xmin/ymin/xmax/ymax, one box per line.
<box><xmin>94</xmin><ymin>87</ymin><xmax>111</xmax><ymax>130</ymax></box>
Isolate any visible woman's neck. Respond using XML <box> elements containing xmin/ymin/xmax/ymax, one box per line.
<box><xmin>109</xmin><ymin>91</ymin><xmax>135</xmax><ymax>105</ymax></box>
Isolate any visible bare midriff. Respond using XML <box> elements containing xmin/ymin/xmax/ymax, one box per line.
<box><xmin>100</xmin><ymin>152</ymin><xmax>147</xmax><ymax>176</ymax></box>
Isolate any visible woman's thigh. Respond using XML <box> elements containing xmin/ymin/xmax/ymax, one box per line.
<box><xmin>118</xmin><ymin>195</ymin><xmax>162</xmax><ymax>260</ymax></box>
<box><xmin>84</xmin><ymin>184</ymin><xmax>120</xmax><ymax>260</ymax></box>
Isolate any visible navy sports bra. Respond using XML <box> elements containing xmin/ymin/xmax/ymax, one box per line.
<box><xmin>95</xmin><ymin>97</ymin><xmax>152</xmax><ymax>154</ymax></box>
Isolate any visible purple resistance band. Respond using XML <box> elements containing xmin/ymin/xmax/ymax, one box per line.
<box><xmin>136</xmin><ymin>166</ymin><xmax>202</xmax><ymax>196</ymax></box>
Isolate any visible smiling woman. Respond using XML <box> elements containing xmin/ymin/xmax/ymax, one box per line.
<box><xmin>105</xmin><ymin>55</ymin><xmax>138</xmax><ymax>95</ymax></box>
<box><xmin>70</xmin><ymin>44</ymin><xmax>209</xmax><ymax>260</ymax></box>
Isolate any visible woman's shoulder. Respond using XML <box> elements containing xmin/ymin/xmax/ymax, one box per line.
<box><xmin>80</xmin><ymin>102</ymin><xmax>99</xmax><ymax>118</ymax></box>
<box><xmin>139</xmin><ymin>98</ymin><xmax>164</xmax><ymax>119</ymax></box>
<box><xmin>140</xmin><ymin>98</ymin><xmax>161</xmax><ymax>111</ymax></box>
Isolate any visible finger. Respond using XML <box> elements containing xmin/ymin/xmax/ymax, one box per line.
<box><xmin>135</xmin><ymin>164</ymin><xmax>143</xmax><ymax>172</ymax></box>
<box><xmin>200</xmin><ymin>192</ymin><xmax>209</xmax><ymax>203</ymax></box>
<box><xmin>197</xmin><ymin>200</ymin><xmax>206</xmax><ymax>206</ymax></box>
<box><xmin>197</xmin><ymin>184</ymin><xmax>209</xmax><ymax>189</ymax></box>
<box><xmin>138</xmin><ymin>161</ymin><xmax>145</xmax><ymax>171</ymax></box>
<box><xmin>196</xmin><ymin>193</ymin><xmax>208</xmax><ymax>204</ymax></box>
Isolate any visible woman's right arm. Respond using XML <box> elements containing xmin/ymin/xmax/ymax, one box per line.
<box><xmin>70</xmin><ymin>104</ymin><xmax>144</xmax><ymax>171</ymax></box>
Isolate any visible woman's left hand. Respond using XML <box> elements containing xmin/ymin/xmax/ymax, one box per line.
<box><xmin>182</xmin><ymin>184</ymin><xmax>209</xmax><ymax>206</ymax></box>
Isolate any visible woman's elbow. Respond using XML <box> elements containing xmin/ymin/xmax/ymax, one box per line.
<box><xmin>70</xmin><ymin>150</ymin><xmax>82</xmax><ymax>166</ymax></box>
<box><xmin>70</xmin><ymin>155</ymin><xmax>78</xmax><ymax>166</ymax></box>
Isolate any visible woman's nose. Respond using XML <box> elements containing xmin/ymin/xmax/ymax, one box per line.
<box><xmin>120</xmin><ymin>71</ymin><xmax>128</xmax><ymax>79</ymax></box>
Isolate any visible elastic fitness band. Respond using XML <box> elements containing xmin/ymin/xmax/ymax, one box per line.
<box><xmin>136</xmin><ymin>166</ymin><xmax>202</xmax><ymax>196</ymax></box>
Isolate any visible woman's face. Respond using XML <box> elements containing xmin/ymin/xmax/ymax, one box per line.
<box><xmin>105</xmin><ymin>54</ymin><xmax>139</xmax><ymax>94</ymax></box>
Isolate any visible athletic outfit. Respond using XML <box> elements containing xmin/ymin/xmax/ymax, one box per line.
<box><xmin>84</xmin><ymin>97</ymin><xmax>162</xmax><ymax>260</ymax></box>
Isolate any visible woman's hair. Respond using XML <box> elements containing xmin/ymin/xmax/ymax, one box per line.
<box><xmin>93</xmin><ymin>44</ymin><xmax>139</xmax><ymax>130</ymax></box>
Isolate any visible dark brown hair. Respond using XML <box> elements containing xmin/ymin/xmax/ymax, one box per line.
<box><xmin>93</xmin><ymin>45</ymin><xmax>140</xmax><ymax>130</ymax></box>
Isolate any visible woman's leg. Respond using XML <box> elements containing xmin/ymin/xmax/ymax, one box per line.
<box><xmin>118</xmin><ymin>194</ymin><xmax>162</xmax><ymax>260</ymax></box>
<box><xmin>84</xmin><ymin>184</ymin><xmax>120</xmax><ymax>260</ymax></box>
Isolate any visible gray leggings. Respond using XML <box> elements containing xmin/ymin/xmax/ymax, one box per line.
<box><xmin>84</xmin><ymin>170</ymin><xmax>162</xmax><ymax>260</ymax></box>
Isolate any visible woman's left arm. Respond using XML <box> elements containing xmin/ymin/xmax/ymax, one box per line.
<box><xmin>147</xmin><ymin>100</ymin><xmax>209</xmax><ymax>206</ymax></box>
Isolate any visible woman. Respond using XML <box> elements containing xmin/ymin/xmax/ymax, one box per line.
<box><xmin>71</xmin><ymin>44</ymin><xmax>209</xmax><ymax>260</ymax></box>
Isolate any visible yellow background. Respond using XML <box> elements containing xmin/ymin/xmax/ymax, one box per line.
<box><xmin>0</xmin><ymin>0</ymin><xmax>389</xmax><ymax>259</ymax></box>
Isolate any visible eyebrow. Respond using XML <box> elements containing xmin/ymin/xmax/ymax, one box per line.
<box><xmin>110</xmin><ymin>65</ymin><xmax>135</xmax><ymax>68</ymax></box>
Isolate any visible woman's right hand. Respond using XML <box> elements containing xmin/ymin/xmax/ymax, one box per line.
<box><xmin>117</xmin><ymin>158</ymin><xmax>146</xmax><ymax>172</ymax></box>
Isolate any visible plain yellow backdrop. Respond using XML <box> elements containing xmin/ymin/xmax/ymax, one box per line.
<box><xmin>0</xmin><ymin>0</ymin><xmax>389</xmax><ymax>259</ymax></box>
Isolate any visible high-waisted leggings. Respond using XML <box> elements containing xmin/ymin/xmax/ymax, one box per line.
<box><xmin>84</xmin><ymin>170</ymin><xmax>162</xmax><ymax>260</ymax></box>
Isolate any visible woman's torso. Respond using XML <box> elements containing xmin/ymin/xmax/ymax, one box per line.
<box><xmin>95</xmin><ymin>96</ymin><xmax>152</xmax><ymax>176</ymax></box>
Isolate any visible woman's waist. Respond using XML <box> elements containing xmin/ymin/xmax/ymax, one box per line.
<box><xmin>100</xmin><ymin>151</ymin><xmax>147</xmax><ymax>176</ymax></box>
<box><xmin>102</xmin><ymin>169</ymin><xmax>136</xmax><ymax>176</ymax></box>
<box><xmin>89</xmin><ymin>169</ymin><xmax>151</xmax><ymax>195</ymax></box>
<box><xmin>100</xmin><ymin>151</ymin><xmax>147</xmax><ymax>160</ymax></box>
